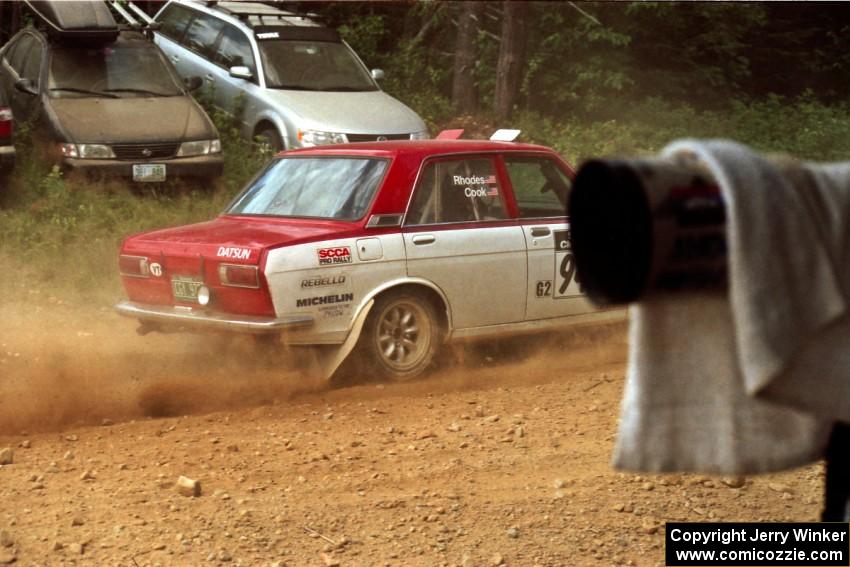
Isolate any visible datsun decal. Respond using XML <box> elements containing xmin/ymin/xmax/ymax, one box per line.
<box><xmin>217</xmin><ymin>247</ymin><xmax>251</xmax><ymax>260</ymax></box>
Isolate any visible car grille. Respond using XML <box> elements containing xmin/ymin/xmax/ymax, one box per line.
<box><xmin>111</xmin><ymin>142</ymin><xmax>180</xmax><ymax>161</ymax></box>
<box><xmin>346</xmin><ymin>133</ymin><xmax>411</xmax><ymax>143</ymax></box>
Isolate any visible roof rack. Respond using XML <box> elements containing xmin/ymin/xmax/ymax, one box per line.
<box><xmin>205</xmin><ymin>1</ymin><xmax>325</xmax><ymax>27</ymax></box>
<box><xmin>108</xmin><ymin>1</ymin><xmax>161</xmax><ymax>37</ymax></box>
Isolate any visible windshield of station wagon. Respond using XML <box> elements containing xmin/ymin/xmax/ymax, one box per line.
<box><xmin>259</xmin><ymin>40</ymin><xmax>377</xmax><ymax>91</ymax></box>
<box><xmin>49</xmin><ymin>45</ymin><xmax>183</xmax><ymax>98</ymax></box>
<box><xmin>227</xmin><ymin>157</ymin><xmax>388</xmax><ymax>220</ymax></box>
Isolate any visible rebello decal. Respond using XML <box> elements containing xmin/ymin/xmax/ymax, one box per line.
<box><xmin>317</xmin><ymin>247</ymin><xmax>352</xmax><ymax>265</ymax></box>
<box><xmin>301</xmin><ymin>275</ymin><xmax>347</xmax><ymax>288</ymax></box>
<box><xmin>217</xmin><ymin>247</ymin><xmax>251</xmax><ymax>260</ymax></box>
<box><xmin>296</xmin><ymin>293</ymin><xmax>354</xmax><ymax>308</ymax></box>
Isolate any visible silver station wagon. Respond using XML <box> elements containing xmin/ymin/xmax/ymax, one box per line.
<box><xmin>152</xmin><ymin>0</ymin><xmax>429</xmax><ymax>152</ymax></box>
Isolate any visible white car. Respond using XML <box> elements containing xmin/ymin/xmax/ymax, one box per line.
<box><xmin>115</xmin><ymin>132</ymin><xmax>620</xmax><ymax>380</ymax></box>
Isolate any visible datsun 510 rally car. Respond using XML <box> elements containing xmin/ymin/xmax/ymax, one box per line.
<box><xmin>115</xmin><ymin>130</ymin><xmax>620</xmax><ymax>380</ymax></box>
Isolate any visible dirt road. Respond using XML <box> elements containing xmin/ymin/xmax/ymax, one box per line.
<box><xmin>0</xmin><ymin>305</ymin><xmax>824</xmax><ymax>566</ymax></box>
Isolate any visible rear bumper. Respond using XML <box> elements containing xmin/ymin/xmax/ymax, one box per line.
<box><xmin>64</xmin><ymin>154</ymin><xmax>223</xmax><ymax>179</ymax></box>
<box><xmin>114</xmin><ymin>300</ymin><xmax>313</xmax><ymax>334</ymax></box>
<box><xmin>0</xmin><ymin>145</ymin><xmax>15</xmax><ymax>171</ymax></box>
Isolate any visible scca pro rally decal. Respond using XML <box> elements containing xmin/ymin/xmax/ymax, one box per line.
<box><xmin>317</xmin><ymin>246</ymin><xmax>352</xmax><ymax>265</ymax></box>
<box><xmin>296</xmin><ymin>293</ymin><xmax>354</xmax><ymax>308</ymax></box>
<box><xmin>217</xmin><ymin>247</ymin><xmax>251</xmax><ymax>260</ymax></box>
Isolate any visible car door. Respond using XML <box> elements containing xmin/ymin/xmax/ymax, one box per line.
<box><xmin>205</xmin><ymin>23</ymin><xmax>260</xmax><ymax>124</ymax></box>
<box><xmin>151</xmin><ymin>2</ymin><xmax>196</xmax><ymax>77</ymax></box>
<box><xmin>1</xmin><ymin>32</ymin><xmax>42</xmax><ymax>122</ymax></box>
<box><xmin>403</xmin><ymin>155</ymin><xmax>527</xmax><ymax>329</ymax></box>
<box><xmin>155</xmin><ymin>5</ymin><xmax>225</xmax><ymax>95</ymax></box>
<box><xmin>503</xmin><ymin>154</ymin><xmax>596</xmax><ymax>320</ymax></box>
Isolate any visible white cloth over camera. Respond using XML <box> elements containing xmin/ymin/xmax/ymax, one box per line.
<box><xmin>614</xmin><ymin>139</ymin><xmax>850</xmax><ymax>474</ymax></box>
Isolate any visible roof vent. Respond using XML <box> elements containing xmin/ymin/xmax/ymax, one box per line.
<box><xmin>490</xmin><ymin>129</ymin><xmax>521</xmax><ymax>142</ymax></box>
<box><xmin>436</xmin><ymin>129</ymin><xmax>464</xmax><ymax>140</ymax></box>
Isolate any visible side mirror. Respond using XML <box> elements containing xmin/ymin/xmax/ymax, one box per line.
<box><xmin>183</xmin><ymin>76</ymin><xmax>203</xmax><ymax>92</ymax></box>
<box><xmin>370</xmin><ymin>68</ymin><xmax>385</xmax><ymax>81</ymax></box>
<box><xmin>14</xmin><ymin>78</ymin><xmax>37</xmax><ymax>96</ymax></box>
<box><xmin>229</xmin><ymin>66</ymin><xmax>253</xmax><ymax>81</ymax></box>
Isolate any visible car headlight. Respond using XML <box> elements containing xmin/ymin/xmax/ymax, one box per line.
<box><xmin>410</xmin><ymin>130</ymin><xmax>429</xmax><ymax>140</ymax></box>
<box><xmin>298</xmin><ymin>129</ymin><xmax>347</xmax><ymax>147</ymax></box>
<box><xmin>176</xmin><ymin>139</ymin><xmax>221</xmax><ymax>157</ymax></box>
<box><xmin>78</xmin><ymin>144</ymin><xmax>116</xmax><ymax>159</ymax></box>
<box><xmin>59</xmin><ymin>143</ymin><xmax>116</xmax><ymax>159</ymax></box>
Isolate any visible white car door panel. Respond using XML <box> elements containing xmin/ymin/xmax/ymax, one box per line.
<box><xmin>523</xmin><ymin>222</ymin><xmax>593</xmax><ymax>320</ymax></box>
<box><xmin>404</xmin><ymin>225</ymin><xmax>527</xmax><ymax>329</ymax></box>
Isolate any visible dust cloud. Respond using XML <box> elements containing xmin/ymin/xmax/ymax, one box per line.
<box><xmin>0</xmin><ymin>300</ymin><xmax>626</xmax><ymax>435</ymax></box>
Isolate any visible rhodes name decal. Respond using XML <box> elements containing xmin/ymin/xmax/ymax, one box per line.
<box><xmin>317</xmin><ymin>247</ymin><xmax>352</xmax><ymax>265</ymax></box>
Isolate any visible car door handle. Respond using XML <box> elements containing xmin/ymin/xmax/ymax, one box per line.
<box><xmin>204</xmin><ymin>74</ymin><xmax>215</xmax><ymax>81</ymax></box>
<box><xmin>411</xmin><ymin>234</ymin><xmax>436</xmax><ymax>245</ymax></box>
<box><xmin>530</xmin><ymin>227</ymin><xmax>551</xmax><ymax>237</ymax></box>
<box><xmin>170</xmin><ymin>55</ymin><xmax>179</xmax><ymax>62</ymax></box>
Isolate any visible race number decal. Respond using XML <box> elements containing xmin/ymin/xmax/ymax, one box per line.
<box><xmin>554</xmin><ymin>230</ymin><xmax>578</xmax><ymax>298</ymax></box>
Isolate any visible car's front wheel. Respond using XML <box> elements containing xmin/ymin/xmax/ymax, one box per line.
<box><xmin>358</xmin><ymin>291</ymin><xmax>441</xmax><ymax>381</ymax></box>
<box><xmin>255</xmin><ymin>126</ymin><xmax>283</xmax><ymax>156</ymax></box>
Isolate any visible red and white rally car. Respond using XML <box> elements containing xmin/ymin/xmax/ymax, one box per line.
<box><xmin>116</xmin><ymin>130</ymin><xmax>619</xmax><ymax>380</ymax></box>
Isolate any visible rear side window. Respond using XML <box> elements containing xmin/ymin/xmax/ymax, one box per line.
<box><xmin>406</xmin><ymin>158</ymin><xmax>506</xmax><ymax>225</ymax></box>
<box><xmin>6</xmin><ymin>34</ymin><xmax>35</xmax><ymax>76</ymax></box>
<box><xmin>157</xmin><ymin>4</ymin><xmax>195</xmax><ymax>43</ymax></box>
<box><xmin>21</xmin><ymin>41</ymin><xmax>43</xmax><ymax>85</ymax></box>
<box><xmin>182</xmin><ymin>12</ymin><xmax>226</xmax><ymax>59</ymax></box>
<box><xmin>215</xmin><ymin>25</ymin><xmax>255</xmax><ymax>76</ymax></box>
<box><xmin>505</xmin><ymin>156</ymin><xmax>571</xmax><ymax>218</ymax></box>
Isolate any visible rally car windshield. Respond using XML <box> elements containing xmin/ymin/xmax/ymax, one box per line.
<box><xmin>227</xmin><ymin>157</ymin><xmax>388</xmax><ymax>220</ymax></box>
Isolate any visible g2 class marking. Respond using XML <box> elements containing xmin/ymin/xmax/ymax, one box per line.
<box><xmin>217</xmin><ymin>247</ymin><xmax>251</xmax><ymax>260</ymax></box>
<box><xmin>296</xmin><ymin>293</ymin><xmax>354</xmax><ymax>308</ymax></box>
<box><xmin>301</xmin><ymin>275</ymin><xmax>347</xmax><ymax>288</ymax></box>
<box><xmin>317</xmin><ymin>246</ymin><xmax>352</xmax><ymax>265</ymax></box>
<box><xmin>535</xmin><ymin>280</ymin><xmax>552</xmax><ymax>297</ymax></box>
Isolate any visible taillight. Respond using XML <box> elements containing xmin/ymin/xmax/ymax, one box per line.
<box><xmin>0</xmin><ymin>107</ymin><xmax>12</xmax><ymax>138</ymax></box>
<box><xmin>119</xmin><ymin>255</ymin><xmax>150</xmax><ymax>278</ymax></box>
<box><xmin>218</xmin><ymin>264</ymin><xmax>259</xmax><ymax>288</ymax></box>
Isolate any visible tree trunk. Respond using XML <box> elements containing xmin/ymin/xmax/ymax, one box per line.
<box><xmin>452</xmin><ymin>2</ymin><xmax>483</xmax><ymax>114</ymax></box>
<box><xmin>494</xmin><ymin>1</ymin><xmax>529</xmax><ymax>122</ymax></box>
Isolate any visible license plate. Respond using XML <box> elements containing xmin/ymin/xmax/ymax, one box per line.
<box><xmin>133</xmin><ymin>163</ymin><xmax>166</xmax><ymax>182</ymax></box>
<box><xmin>171</xmin><ymin>276</ymin><xmax>202</xmax><ymax>302</ymax></box>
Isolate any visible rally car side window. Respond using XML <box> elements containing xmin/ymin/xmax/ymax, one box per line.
<box><xmin>407</xmin><ymin>157</ymin><xmax>507</xmax><ymax>225</ymax></box>
<box><xmin>504</xmin><ymin>156</ymin><xmax>571</xmax><ymax>218</ymax></box>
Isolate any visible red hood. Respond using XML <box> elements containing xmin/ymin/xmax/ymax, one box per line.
<box><xmin>122</xmin><ymin>216</ymin><xmax>363</xmax><ymax>263</ymax></box>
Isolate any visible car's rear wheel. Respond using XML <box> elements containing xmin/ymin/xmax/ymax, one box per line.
<box><xmin>359</xmin><ymin>291</ymin><xmax>441</xmax><ymax>381</ymax></box>
<box><xmin>255</xmin><ymin>126</ymin><xmax>283</xmax><ymax>156</ymax></box>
